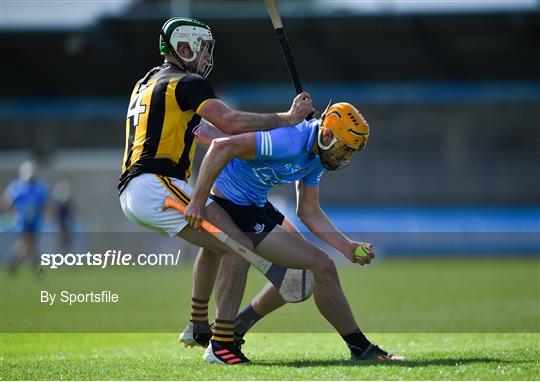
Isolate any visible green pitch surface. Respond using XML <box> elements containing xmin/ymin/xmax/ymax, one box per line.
<box><xmin>1</xmin><ymin>258</ymin><xmax>539</xmax><ymax>380</ymax></box>
<box><xmin>2</xmin><ymin>333</ymin><xmax>539</xmax><ymax>380</ymax></box>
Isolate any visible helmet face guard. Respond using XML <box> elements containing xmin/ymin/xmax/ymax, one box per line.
<box><xmin>195</xmin><ymin>40</ymin><xmax>214</xmax><ymax>78</ymax></box>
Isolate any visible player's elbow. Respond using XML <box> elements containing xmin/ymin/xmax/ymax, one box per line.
<box><xmin>296</xmin><ymin>205</ymin><xmax>320</xmax><ymax>224</ymax></box>
<box><xmin>296</xmin><ymin>208</ymin><xmax>311</xmax><ymax>223</ymax></box>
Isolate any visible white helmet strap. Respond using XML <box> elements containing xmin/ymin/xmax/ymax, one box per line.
<box><xmin>178</xmin><ymin>47</ymin><xmax>197</xmax><ymax>63</ymax></box>
<box><xmin>317</xmin><ymin>128</ymin><xmax>338</xmax><ymax>151</ymax></box>
<box><xmin>317</xmin><ymin>99</ymin><xmax>337</xmax><ymax>151</ymax></box>
<box><xmin>170</xmin><ymin>25</ymin><xmax>213</xmax><ymax>63</ymax></box>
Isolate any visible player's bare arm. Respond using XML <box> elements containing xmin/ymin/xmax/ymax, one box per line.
<box><xmin>1</xmin><ymin>192</ymin><xmax>12</xmax><ymax>213</ymax></box>
<box><xmin>197</xmin><ymin>92</ymin><xmax>314</xmax><ymax>135</ymax></box>
<box><xmin>196</xmin><ymin>120</ymin><xmax>229</xmax><ymax>146</ymax></box>
<box><xmin>185</xmin><ymin>133</ymin><xmax>257</xmax><ymax>228</ymax></box>
<box><xmin>295</xmin><ymin>180</ymin><xmax>374</xmax><ymax>265</ymax></box>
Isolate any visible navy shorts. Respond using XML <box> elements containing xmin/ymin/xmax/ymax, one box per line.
<box><xmin>210</xmin><ymin>195</ymin><xmax>285</xmax><ymax>248</ymax></box>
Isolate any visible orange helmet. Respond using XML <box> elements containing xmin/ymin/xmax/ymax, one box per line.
<box><xmin>318</xmin><ymin>102</ymin><xmax>369</xmax><ymax>151</ymax></box>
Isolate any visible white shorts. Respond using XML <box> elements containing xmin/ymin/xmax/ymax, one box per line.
<box><xmin>119</xmin><ymin>173</ymin><xmax>212</xmax><ymax>237</ymax></box>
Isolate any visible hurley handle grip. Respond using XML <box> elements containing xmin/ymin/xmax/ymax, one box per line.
<box><xmin>265</xmin><ymin>0</ymin><xmax>305</xmax><ymax>96</ymax></box>
<box><xmin>163</xmin><ymin>197</ymin><xmax>220</xmax><ymax>234</ymax></box>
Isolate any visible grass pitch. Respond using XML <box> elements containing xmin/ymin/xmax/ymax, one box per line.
<box><xmin>1</xmin><ymin>258</ymin><xmax>539</xmax><ymax>380</ymax></box>
<box><xmin>2</xmin><ymin>333</ymin><xmax>538</xmax><ymax>380</ymax></box>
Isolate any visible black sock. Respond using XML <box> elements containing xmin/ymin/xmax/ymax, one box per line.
<box><xmin>342</xmin><ymin>328</ymin><xmax>372</xmax><ymax>354</ymax></box>
<box><xmin>235</xmin><ymin>303</ymin><xmax>263</xmax><ymax>337</ymax></box>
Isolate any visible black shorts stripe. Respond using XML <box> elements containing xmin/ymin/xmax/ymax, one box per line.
<box><xmin>162</xmin><ymin>176</ymin><xmax>192</xmax><ymax>204</ymax></box>
<box><xmin>163</xmin><ymin>182</ymin><xmax>190</xmax><ymax>205</ymax></box>
<box><xmin>156</xmin><ymin>175</ymin><xmax>190</xmax><ymax>205</ymax></box>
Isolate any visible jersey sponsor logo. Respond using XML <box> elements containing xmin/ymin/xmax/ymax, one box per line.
<box><xmin>252</xmin><ymin>164</ymin><xmax>311</xmax><ymax>186</ymax></box>
<box><xmin>252</xmin><ymin>167</ymin><xmax>281</xmax><ymax>186</ymax></box>
<box><xmin>284</xmin><ymin>163</ymin><xmax>308</xmax><ymax>174</ymax></box>
<box><xmin>253</xmin><ymin>223</ymin><xmax>265</xmax><ymax>234</ymax></box>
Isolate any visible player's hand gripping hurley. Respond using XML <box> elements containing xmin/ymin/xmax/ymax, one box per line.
<box><xmin>163</xmin><ymin>197</ymin><xmax>314</xmax><ymax>303</ymax></box>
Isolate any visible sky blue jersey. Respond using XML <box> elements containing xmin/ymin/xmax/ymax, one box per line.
<box><xmin>214</xmin><ymin>119</ymin><xmax>325</xmax><ymax>207</ymax></box>
<box><xmin>4</xmin><ymin>178</ymin><xmax>48</xmax><ymax>232</ymax></box>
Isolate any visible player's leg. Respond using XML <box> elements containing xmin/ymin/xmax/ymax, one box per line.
<box><xmin>178</xmin><ymin>247</ymin><xmax>220</xmax><ymax>347</ymax></box>
<box><xmin>184</xmin><ymin>204</ymin><xmax>301</xmax><ymax>344</ymax></box>
<box><xmin>179</xmin><ymin>200</ymin><xmax>254</xmax><ymax>364</ymax></box>
<box><xmin>255</xmin><ymin>226</ymin><xmax>403</xmax><ymax>361</ymax></box>
<box><xmin>205</xmin><ymin>196</ymin><xmax>350</xmax><ymax>341</ymax></box>
<box><xmin>201</xmin><ymin>195</ymin><xmax>357</xmax><ymax>334</ymax></box>
<box><xmin>120</xmin><ymin>175</ymin><xmax>252</xmax><ymax>363</ymax></box>
<box><xmin>280</xmin><ymin>217</ymin><xmax>306</xmax><ymax>239</ymax></box>
<box><xmin>192</xmin><ymin>247</ymin><xmax>219</xmax><ymax>302</ymax></box>
<box><xmin>180</xmin><ymin>194</ymin><xmax>401</xmax><ymax>361</ymax></box>
<box><xmin>178</xmin><ymin>201</ymin><xmax>252</xmax><ymax>316</ymax></box>
<box><xmin>24</xmin><ymin>232</ymin><xmax>40</xmax><ymax>270</ymax></box>
<box><xmin>179</xmin><ymin>227</ymin><xmax>251</xmax><ymax>364</ymax></box>
<box><xmin>235</xmin><ymin>217</ymin><xmax>303</xmax><ymax>336</ymax></box>
<box><xmin>179</xmin><ymin>200</ymin><xmax>252</xmax><ymax>313</ymax></box>
<box><xmin>256</xmin><ymin>225</ymin><xmax>359</xmax><ymax>334</ymax></box>
<box><xmin>185</xmin><ymin>193</ymin><xmax>401</xmax><ymax>361</ymax></box>
<box><xmin>7</xmin><ymin>232</ymin><xmax>36</xmax><ymax>273</ymax></box>
<box><xmin>7</xmin><ymin>235</ymin><xmax>26</xmax><ymax>273</ymax></box>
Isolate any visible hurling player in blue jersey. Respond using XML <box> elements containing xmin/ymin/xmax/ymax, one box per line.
<box><xmin>2</xmin><ymin>161</ymin><xmax>48</xmax><ymax>274</ymax></box>
<box><xmin>183</xmin><ymin>102</ymin><xmax>403</xmax><ymax>363</ymax></box>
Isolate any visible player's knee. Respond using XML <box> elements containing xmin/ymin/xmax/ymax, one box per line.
<box><xmin>203</xmin><ymin>248</ymin><xmax>224</xmax><ymax>260</ymax></box>
<box><xmin>312</xmin><ymin>256</ymin><xmax>337</xmax><ymax>280</ymax></box>
<box><xmin>222</xmin><ymin>252</ymin><xmax>250</xmax><ymax>272</ymax></box>
<box><xmin>322</xmin><ymin>257</ymin><xmax>337</xmax><ymax>276</ymax></box>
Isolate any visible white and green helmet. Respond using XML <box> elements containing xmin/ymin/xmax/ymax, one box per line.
<box><xmin>159</xmin><ymin>17</ymin><xmax>215</xmax><ymax>78</ymax></box>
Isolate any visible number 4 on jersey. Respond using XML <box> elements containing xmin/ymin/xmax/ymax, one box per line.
<box><xmin>127</xmin><ymin>88</ymin><xmax>147</xmax><ymax>127</ymax></box>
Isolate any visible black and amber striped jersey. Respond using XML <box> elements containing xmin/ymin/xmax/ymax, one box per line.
<box><xmin>118</xmin><ymin>63</ymin><xmax>216</xmax><ymax>193</ymax></box>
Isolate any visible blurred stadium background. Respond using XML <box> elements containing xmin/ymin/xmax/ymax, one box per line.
<box><xmin>1</xmin><ymin>0</ymin><xmax>539</xmax><ymax>257</ymax></box>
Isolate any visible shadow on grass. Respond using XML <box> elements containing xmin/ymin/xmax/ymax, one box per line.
<box><xmin>256</xmin><ymin>357</ymin><xmax>527</xmax><ymax>368</ymax></box>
